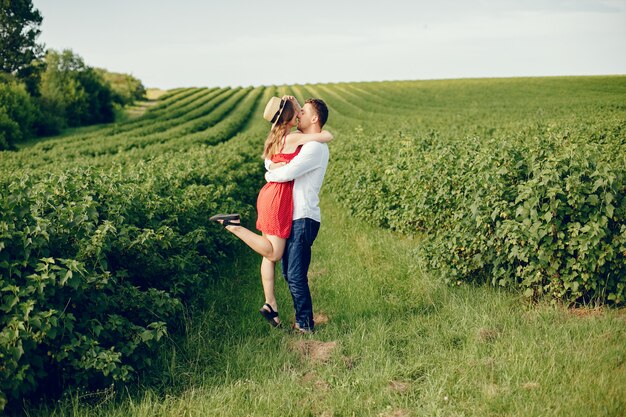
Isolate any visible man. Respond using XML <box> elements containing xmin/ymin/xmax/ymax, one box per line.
<box><xmin>265</xmin><ymin>97</ymin><xmax>330</xmax><ymax>333</ymax></box>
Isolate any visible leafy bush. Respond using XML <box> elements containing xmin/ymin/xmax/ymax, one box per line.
<box><xmin>0</xmin><ymin>86</ymin><xmax>272</xmax><ymax>411</ymax></box>
<box><xmin>0</xmin><ymin>49</ymin><xmax>146</xmax><ymax>143</ymax></box>
<box><xmin>0</xmin><ymin>78</ymin><xmax>36</xmax><ymax>149</ymax></box>
<box><xmin>97</xmin><ymin>69</ymin><xmax>146</xmax><ymax>106</ymax></box>
<box><xmin>39</xmin><ymin>49</ymin><xmax>115</xmax><ymax>128</ymax></box>
<box><xmin>318</xmin><ymin>77</ymin><xmax>626</xmax><ymax>306</ymax></box>
<box><xmin>415</xmin><ymin>123</ymin><xmax>626</xmax><ymax>304</ymax></box>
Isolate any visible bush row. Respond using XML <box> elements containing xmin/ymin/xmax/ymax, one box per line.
<box><xmin>314</xmin><ymin>77</ymin><xmax>626</xmax><ymax>305</ymax></box>
<box><xmin>0</xmin><ymin>86</ymin><xmax>273</xmax><ymax>410</ymax></box>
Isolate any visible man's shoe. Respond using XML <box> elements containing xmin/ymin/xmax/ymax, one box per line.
<box><xmin>291</xmin><ymin>323</ymin><xmax>314</xmax><ymax>334</ymax></box>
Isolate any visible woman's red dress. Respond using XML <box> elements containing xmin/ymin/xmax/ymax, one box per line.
<box><xmin>256</xmin><ymin>145</ymin><xmax>302</xmax><ymax>238</ymax></box>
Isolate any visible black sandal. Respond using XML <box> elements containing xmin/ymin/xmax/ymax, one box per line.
<box><xmin>259</xmin><ymin>303</ymin><xmax>281</xmax><ymax>327</ymax></box>
<box><xmin>209</xmin><ymin>213</ymin><xmax>241</xmax><ymax>226</ymax></box>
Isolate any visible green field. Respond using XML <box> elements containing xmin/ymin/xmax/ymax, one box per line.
<box><xmin>1</xmin><ymin>76</ymin><xmax>625</xmax><ymax>416</ymax></box>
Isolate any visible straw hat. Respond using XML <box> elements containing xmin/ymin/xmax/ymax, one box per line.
<box><xmin>263</xmin><ymin>97</ymin><xmax>286</xmax><ymax>125</ymax></box>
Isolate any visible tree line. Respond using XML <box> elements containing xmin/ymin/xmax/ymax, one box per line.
<box><xmin>0</xmin><ymin>0</ymin><xmax>146</xmax><ymax>150</ymax></box>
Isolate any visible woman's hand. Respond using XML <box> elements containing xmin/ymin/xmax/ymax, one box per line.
<box><xmin>281</xmin><ymin>95</ymin><xmax>301</xmax><ymax>113</ymax></box>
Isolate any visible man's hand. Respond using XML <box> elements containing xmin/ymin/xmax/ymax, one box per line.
<box><xmin>269</xmin><ymin>162</ymin><xmax>286</xmax><ymax>170</ymax></box>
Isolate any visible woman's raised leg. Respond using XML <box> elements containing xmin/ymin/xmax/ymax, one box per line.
<box><xmin>224</xmin><ymin>225</ymin><xmax>287</xmax><ymax>262</ymax></box>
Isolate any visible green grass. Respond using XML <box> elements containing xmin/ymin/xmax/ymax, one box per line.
<box><xmin>26</xmin><ymin>194</ymin><xmax>626</xmax><ymax>417</ymax></box>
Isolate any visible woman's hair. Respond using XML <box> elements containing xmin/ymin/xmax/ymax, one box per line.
<box><xmin>263</xmin><ymin>99</ymin><xmax>295</xmax><ymax>159</ymax></box>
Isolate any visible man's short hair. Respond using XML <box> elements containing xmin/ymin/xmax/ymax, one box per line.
<box><xmin>305</xmin><ymin>98</ymin><xmax>329</xmax><ymax>128</ymax></box>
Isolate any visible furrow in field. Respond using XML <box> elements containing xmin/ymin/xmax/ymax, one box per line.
<box><xmin>34</xmin><ymin>87</ymin><xmax>233</xmax><ymax>151</ymax></box>
<box><xmin>296</xmin><ymin>84</ymin><xmax>370</xmax><ymax>124</ymax></box>
<box><xmin>335</xmin><ymin>83</ymin><xmax>417</xmax><ymax>115</ymax></box>
<box><xmin>3</xmin><ymin>87</ymin><xmax>252</xmax><ymax>169</ymax></box>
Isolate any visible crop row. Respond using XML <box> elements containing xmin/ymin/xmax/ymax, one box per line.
<box><xmin>2</xmin><ymin>77</ymin><xmax>623</xmax><ymax>411</ymax></box>
<box><xmin>303</xmin><ymin>77</ymin><xmax>626</xmax><ymax>305</ymax></box>
<box><xmin>53</xmin><ymin>87</ymin><xmax>223</xmax><ymax>146</ymax></box>
<box><xmin>0</xmin><ymin>85</ymin><xmax>274</xmax><ymax>411</ymax></box>
<box><xmin>0</xmin><ymin>86</ymin><xmax>259</xmax><ymax>177</ymax></box>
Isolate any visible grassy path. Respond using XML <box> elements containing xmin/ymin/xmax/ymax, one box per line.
<box><xmin>33</xmin><ymin>195</ymin><xmax>625</xmax><ymax>417</ymax></box>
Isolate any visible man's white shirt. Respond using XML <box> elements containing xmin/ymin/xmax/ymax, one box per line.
<box><xmin>264</xmin><ymin>141</ymin><xmax>329</xmax><ymax>222</ymax></box>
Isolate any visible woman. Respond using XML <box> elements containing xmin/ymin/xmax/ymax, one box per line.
<box><xmin>210</xmin><ymin>95</ymin><xmax>332</xmax><ymax>327</ymax></box>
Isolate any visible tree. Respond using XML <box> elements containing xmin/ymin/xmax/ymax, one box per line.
<box><xmin>0</xmin><ymin>75</ymin><xmax>35</xmax><ymax>149</ymax></box>
<box><xmin>39</xmin><ymin>49</ymin><xmax>115</xmax><ymax>128</ymax></box>
<box><xmin>97</xmin><ymin>69</ymin><xmax>146</xmax><ymax>106</ymax></box>
<box><xmin>0</xmin><ymin>0</ymin><xmax>45</xmax><ymax>93</ymax></box>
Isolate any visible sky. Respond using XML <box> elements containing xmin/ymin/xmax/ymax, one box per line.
<box><xmin>34</xmin><ymin>0</ymin><xmax>626</xmax><ymax>89</ymax></box>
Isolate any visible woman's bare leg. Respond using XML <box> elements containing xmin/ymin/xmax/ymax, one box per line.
<box><xmin>258</xmin><ymin>235</ymin><xmax>285</xmax><ymax>319</ymax></box>
<box><xmin>225</xmin><ymin>225</ymin><xmax>286</xmax><ymax>262</ymax></box>
<box><xmin>220</xmin><ymin>224</ymin><xmax>286</xmax><ymax>325</ymax></box>
<box><xmin>260</xmin><ymin>257</ymin><xmax>280</xmax><ymax>324</ymax></box>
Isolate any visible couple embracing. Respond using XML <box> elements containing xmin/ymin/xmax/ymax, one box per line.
<box><xmin>211</xmin><ymin>95</ymin><xmax>331</xmax><ymax>333</ymax></box>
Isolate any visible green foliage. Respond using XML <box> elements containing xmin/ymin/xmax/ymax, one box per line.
<box><xmin>39</xmin><ymin>49</ymin><xmax>115</xmax><ymax>128</ymax></box>
<box><xmin>0</xmin><ymin>85</ymin><xmax>272</xmax><ymax>411</ymax></box>
<box><xmin>31</xmin><ymin>93</ymin><xmax>65</xmax><ymax>136</ymax></box>
<box><xmin>0</xmin><ymin>0</ymin><xmax>45</xmax><ymax>93</ymax></box>
<box><xmin>316</xmin><ymin>77</ymin><xmax>626</xmax><ymax>306</ymax></box>
<box><xmin>1</xmin><ymin>76</ymin><xmax>624</xmax><ymax>413</ymax></box>
<box><xmin>21</xmin><ymin>193</ymin><xmax>626</xmax><ymax>417</ymax></box>
<box><xmin>97</xmin><ymin>69</ymin><xmax>146</xmax><ymax>106</ymax></box>
<box><xmin>0</xmin><ymin>49</ymin><xmax>139</xmax><ymax>143</ymax></box>
<box><xmin>0</xmin><ymin>110</ymin><xmax>18</xmax><ymax>149</ymax></box>
<box><xmin>1</xmin><ymin>1</ymin><xmax>146</xmax><ymax>142</ymax></box>
<box><xmin>0</xmin><ymin>77</ymin><xmax>35</xmax><ymax>149</ymax></box>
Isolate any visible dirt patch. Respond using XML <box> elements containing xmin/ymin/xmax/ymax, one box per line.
<box><xmin>378</xmin><ymin>409</ymin><xmax>410</xmax><ymax>417</ymax></box>
<box><xmin>388</xmin><ymin>380</ymin><xmax>410</xmax><ymax>393</ymax></box>
<box><xmin>314</xmin><ymin>312</ymin><xmax>330</xmax><ymax>325</ymax></box>
<box><xmin>313</xmin><ymin>378</ymin><xmax>330</xmax><ymax>391</ymax></box>
<box><xmin>342</xmin><ymin>355</ymin><xmax>356</xmax><ymax>369</ymax></box>
<box><xmin>567</xmin><ymin>307</ymin><xmax>604</xmax><ymax>318</ymax></box>
<box><xmin>301</xmin><ymin>371</ymin><xmax>330</xmax><ymax>391</ymax></box>
<box><xmin>302</xmin><ymin>371</ymin><xmax>317</xmax><ymax>383</ymax></box>
<box><xmin>290</xmin><ymin>340</ymin><xmax>337</xmax><ymax>364</ymax></box>
<box><xmin>522</xmin><ymin>382</ymin><xmax>541</xmax><ymax>390</ymax></box>
<box><xmin>477</xmin><ymin>328</ymin><xmax>500</xmax><ymax>343</ymax></box>
<box><xmin>482</xmin><ymin>383</ymin><xmax>499</xmax><ymax>398</ymax></box>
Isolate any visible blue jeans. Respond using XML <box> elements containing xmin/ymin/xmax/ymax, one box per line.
<box><xmin>282</xmin><ymin>218</ymin><xmax>320</xmax><ymax>331</ymax></box>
